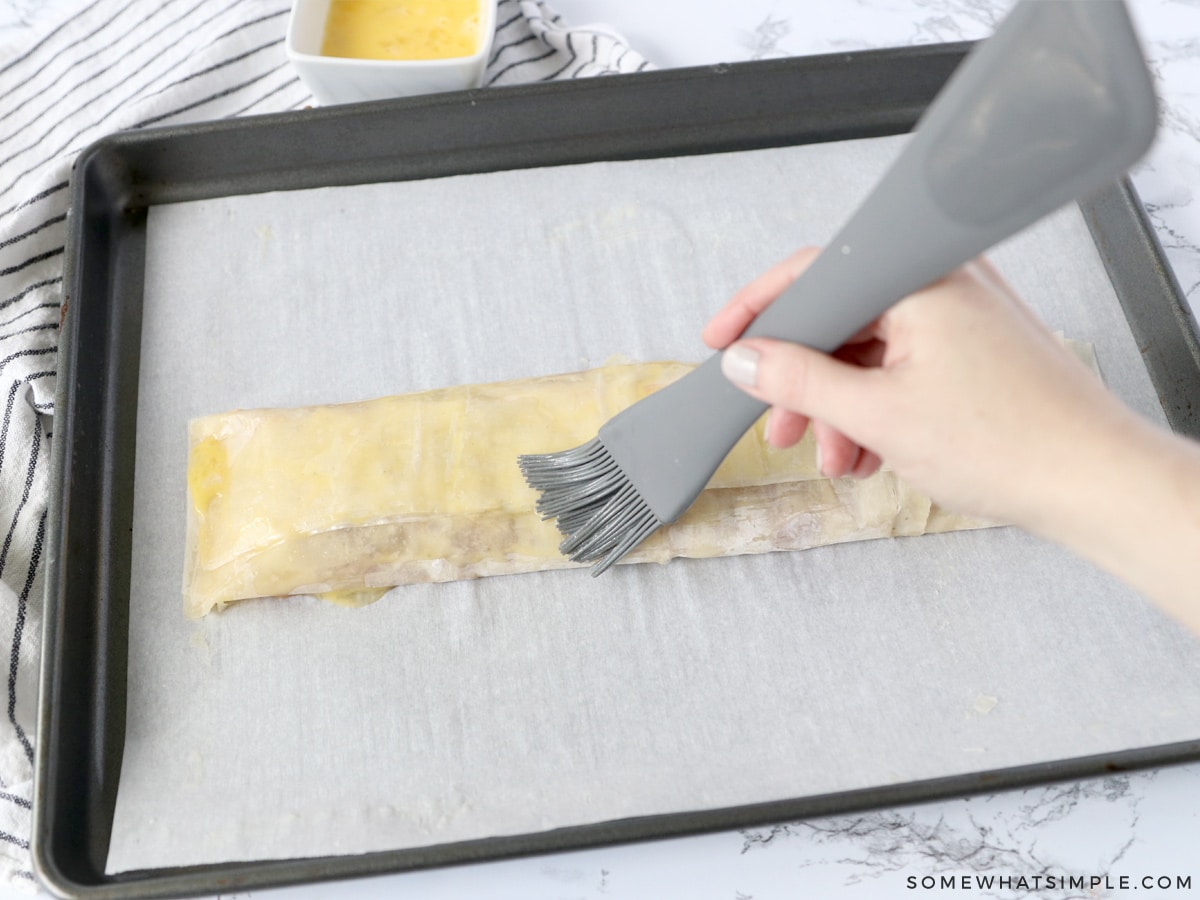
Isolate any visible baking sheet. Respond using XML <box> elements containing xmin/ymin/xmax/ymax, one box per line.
<box><xmin>107</xmin><ymin>134</ymin><xmax>1200</xmax><ymax>873</ymax></box>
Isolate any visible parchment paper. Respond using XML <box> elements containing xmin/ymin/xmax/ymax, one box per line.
<box><xmin>109</xmin><ymin>135</ymin><xmax>1200</xmax><ymax>872</ymax></box>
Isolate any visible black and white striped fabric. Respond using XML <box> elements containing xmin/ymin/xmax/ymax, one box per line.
<box><xmin>0</xmin><ymin>0</ymin><xmax>649</xmax><ymax>884</ymax></box>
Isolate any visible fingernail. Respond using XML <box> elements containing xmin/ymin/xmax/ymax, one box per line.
<box><xmin>721</xmin><ymin>343</ymin><xmax>760</xmax><ymax>387</ymax></box>
<box><xmin>815</xmin><ymin>443</ymin><xmax>824</xmax><ymax>477</ymax></box>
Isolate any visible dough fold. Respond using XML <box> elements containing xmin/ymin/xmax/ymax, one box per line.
<box><xmin>183</xmin><ymin>360</ymin><xmax>992</xmax><ymax>617</ymax></box>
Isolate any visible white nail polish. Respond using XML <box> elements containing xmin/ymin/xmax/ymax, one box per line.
<box><xmin>721</xmin><ymin>343</ymin><xmax>760</xmax><ymax>387</ymax></box>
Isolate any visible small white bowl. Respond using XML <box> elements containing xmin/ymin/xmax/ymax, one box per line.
<box><xmin>286</xmin><ymin>0</ymin><xmax>497</xmax><ymax>106</ymax></box>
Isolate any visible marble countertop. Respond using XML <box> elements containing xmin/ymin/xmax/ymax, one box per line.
<box><xmin>1</xmin><ymin>1</ymin><xmax>1198</xmax><ymax>898</ymax></box>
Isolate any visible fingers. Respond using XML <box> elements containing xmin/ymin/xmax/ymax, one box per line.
<box><xmin>808</xmin><ymin>421</ymin><xmax>882</xmax><ymax>479</ymax></box>
<box><xmin>850</xmin><ymin>448</ymin><xmax>883</xmax><ymax>479</ymax></box>
<box><xmin>721</xmin><ymin>337</ymin><xmax>877</xmax><ymax>438</ymax></box>
<box><xmin>722</xmin><ymin>336</ymin><xmax>887</xmax><ymax>483</ymax></box>
<box><xmin>765</xmin><ymin>407</ymin><xmax>810</xmax><ymax>449</ymax></box>
<box><xmin>764</xmin><ymin>406</ymin><xmax>882</xmax><ymax>480</ymax></box>
<box><xmin>811</xmin><ymin>421</ymin><xmax>878</xmax><ymax>478</ymax></box>
<box><xmin>702</xmin><ymin>247</ymin><xmax>821</xmax><ymax>349</ymax></box>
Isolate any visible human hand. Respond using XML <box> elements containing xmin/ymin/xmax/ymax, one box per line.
<box><xmin>703</xmin><ymin>247</ymin><xmax>1133</xmax><ymax>530</ymax></box>
<box><xmin>704</xmin><ymin>246</ymin><xmax>1200</xmax><ymax>623</ymax></box>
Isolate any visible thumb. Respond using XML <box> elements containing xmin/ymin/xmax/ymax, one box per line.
<box><xmin>720</xmin><ymin>338</ymin><xmax>878</xmax><ymax>438</ymax></box>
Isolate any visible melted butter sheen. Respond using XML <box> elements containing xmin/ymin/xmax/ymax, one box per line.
<box><xmin>182</xmin><ymin>361</ymin><xmax>822</xmax><ymax>617</ymax></box>
<box><xmin>187</xmin><ymin>436</ymin><xmax>227</xmax><ymax>516</ymax></box>
<box><xmin>317</xmin><ymin>587</ymin><xmax>391</xmax><ymax>608</ymax></box>
<box><xmin>320</xmin><ymin>0</ymin><xmax>480</xmax><ymax>61</ymax></box>
<box><xmin>180</xmin><ymin>341</ymin><xmax>1092</xmax><ymax>617</ymax></box>
<box><xmin>186</xmin><ymin>363</ymin><xmax>809</xmax><ymax>573</ymax></box>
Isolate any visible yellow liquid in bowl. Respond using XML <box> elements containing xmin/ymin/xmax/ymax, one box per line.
<box><xmin>321</xmin><ymin>0</ymin><xmax>481</xmax><ymax>61</ymax></box>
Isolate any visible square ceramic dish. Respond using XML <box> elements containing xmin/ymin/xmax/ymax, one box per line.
<box><xmin>286</xmin><ymin>0</ymin><xmax>498</xmax><ymax>104</ymax></box>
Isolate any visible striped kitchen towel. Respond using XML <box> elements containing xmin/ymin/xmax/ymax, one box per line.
<box><xmin>0</xmin><ymin>0</ymin><xmax>650</xmax><ymax>886</ymax></box>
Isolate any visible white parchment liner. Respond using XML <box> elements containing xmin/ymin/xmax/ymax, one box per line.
<box><xmin>109</xmin><ymin>135</ymin><xmax>1200</xmax><ymax>871</ymax></box>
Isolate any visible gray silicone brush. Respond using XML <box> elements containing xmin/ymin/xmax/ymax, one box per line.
<box><xmin>519</xmin><ymin>0</ymin><xmax>1158</xmax><ymax>575</ymax></box>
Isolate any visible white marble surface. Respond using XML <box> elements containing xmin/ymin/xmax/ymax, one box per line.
<box><xmin>1</xmin><ymin>0</ymin><xmax>1198</xmax><ymax>898</ymax></box>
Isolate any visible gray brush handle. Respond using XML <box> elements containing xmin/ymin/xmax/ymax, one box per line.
<box><xmin>602</xmin><ymin>0</ymin><xmax>1157</xmax><ymax>524</ymax></box>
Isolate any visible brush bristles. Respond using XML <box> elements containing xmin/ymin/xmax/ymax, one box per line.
<box><xmin>518</xmin><ymin>438</ymin><xmax>660</xmax><ymax>575</ymax></box>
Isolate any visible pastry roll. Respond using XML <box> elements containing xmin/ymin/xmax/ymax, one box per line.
<box><xmin>183</xmin><ymin>360</ymin><xmax>990</xmax><ymax>618</ymax></box>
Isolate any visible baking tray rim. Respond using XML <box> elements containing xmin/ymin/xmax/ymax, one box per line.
<box><xmin>43</xmin><ymin>738</ymin><xmax>1200</xmax><ymax>900</ymax></box>
<box><xmin>33</xmin><ymin>45</ymin><xmax>1200</xmax><ymax>899</ymax></box>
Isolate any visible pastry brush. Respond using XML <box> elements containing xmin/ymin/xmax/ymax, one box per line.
<box><xmin>519</xmin><ymin>0</ymin><xmax>1157</xmax><ymax>575</ymax></box>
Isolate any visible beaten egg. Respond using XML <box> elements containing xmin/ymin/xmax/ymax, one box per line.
<box><xmin>321</xmin><ymin>0</ymin><xmax>482</xmax><ymax>61</ymax></box>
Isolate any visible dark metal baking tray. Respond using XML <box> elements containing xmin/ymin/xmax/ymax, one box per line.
<box><xmin>33</xmin><ymin>43</ymin><xmax>1200</xmax><ymax>899</ymax></box>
